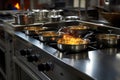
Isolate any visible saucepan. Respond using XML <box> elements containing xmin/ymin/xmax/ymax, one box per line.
<box><xmin>49</xmin><ymin>15</ymin><xmax>63</xmax><ymax>22</ymax></box>
<box><xmin>96</xmin><ymin>33</ymin><xmax>120</xmax><ymax>47</ymax></box>
<box><xmin>14</xmin><ymin>12</ymin><xmax>35</xmax><ymax>25</ymax></box>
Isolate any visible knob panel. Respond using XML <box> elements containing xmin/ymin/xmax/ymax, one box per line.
<box><xmin>20</xmin><ymin>49</ymin><xmax>31</xmax><ymax>56</ymax></box>
<box><xmin>27</xmin><ymin>54</ymin><xmax>39</xmax><ymax>62</ymax></box>
<box><xmin>38</xmin><ymin>62</ymin><xmax>53</xmax><ymax>71</ymax></box>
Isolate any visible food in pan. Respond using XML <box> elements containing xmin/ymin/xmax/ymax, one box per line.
<box><xmin>57</xmin><ymin>34</ymin><xmax>89</xmax><ymax>45</ymax></box>
<box><xmin>41</xmin><ymin>31</ymin><xmax>59</xmax><ymax>37</ymax></box>
<box><xmin>24</xmin><ymin>26</ymin><xmax>48</xmax><ymax>31</ymax></box>
<box><xmin>69</xmin><ymin>25</ymin><xmax>89</xmax><ymax>30</ymax></box>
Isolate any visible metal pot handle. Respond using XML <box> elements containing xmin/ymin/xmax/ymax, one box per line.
<box><xmin>84</xmin><ymin>31</ymin><xmax>94</xmax><ymax>39</ymax></box>
<box><xmin>108</xmin><ymin>30</ymin><xmax>112</xmax><ymax>34</ymax></box>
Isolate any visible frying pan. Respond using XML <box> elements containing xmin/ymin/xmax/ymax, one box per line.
<box><xmin>96</xmin><ymin>33</ymin><xmax>120</xmax><ymax>47</ymax></box>
<box><xmin>57</xmin><ymin>37</ymin><xmax>90</xmax><ymax>52</ymax></box>
<box><xmin>39</xmin><ymin>31</ymin><xmax>62</xmax><ymax>42</ymax></box>
<box><xmin>57</xmin><ymin>43</ymin><xmax>89</xmax><ymax>52</ymax></box>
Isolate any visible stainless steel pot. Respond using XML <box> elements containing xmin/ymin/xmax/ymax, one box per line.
<box><xmin>14</xmin><ymin>13</ymin><xmax>27</xmax><ymax>25</ymax></box>
<box><xmin>96</xmin><ymin>34</ymin><xmax>120</xmax><ymax>47</ymax></box>
<box><xmin>14</xmin><ymin>12</ymin><xmax>34</xmax><ymax>25</ymax></box>
<box><xmin>57</xmin><ymin>36</ymin><xmax>90</xmax><ymax>52</ymax></box>
<box><xmin>49</xmin><ymin>9</ymin><xmax>63</xmax><ymax>16</ymax></box>
<box><xmin>65</xmin><ymin>16</ymin><xmax>80</xmax><ymax>21</ymax></box>
<box><xmin>39</xmin><ymin>31</ymin><xmax>62</xmax><ymax>42</ymax></box>
<box><xmin>68</xmin><ymin>25</ymin><xmax>90</xmax><ymax>37</ymax></box>
<box><xmin>27</xmin><ymin>12</ymin><xmax>35</xmax><ymax>24</ymax></box>
<box><xmin>24</xmin><ymin>26</ymin><xmax>48</xmax><ymax>35</ymax></box>
<box><xmin>39</xmin><ymin>9</ymin><xmax>49</xmax><ymax>22</ymax></box>
<box><xmin>32</xmin><ymin>9</ymin><xmax>40</xmax><ymax>22</ymax></box>
<box><xmin>49</xmin><ymin>15</ymin><xmax>63</xmax><ymax>22</ymax></box>
<box><xmin>57</xmin><ymin>43</ymin><xmax>88</xmax><ymax>52</ymax></box>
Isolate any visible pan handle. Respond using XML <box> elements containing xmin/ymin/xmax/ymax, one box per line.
<box><xmin>108</xmin><ymin>29</ymin><xmax>112</xmax><ymax>34</ymax></box>
<box><xmin>83</xmin><ymin>31</ymin><xmax>94</xmax><ymax>39</ymax></box>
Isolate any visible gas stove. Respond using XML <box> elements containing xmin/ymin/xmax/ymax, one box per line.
<box><xmin>14</xmin><ymin>31</ymin><xmax>120</xmax><ymax>80</ymax></box>
<box><xmin>22</xmin><ymin>28</ymin><xmax>114</xmax><ymax>54</ymax></box>
<box><xmin>11</xmin><ymin>20</ymin><xmax>120</xmax><ymax>80</ymax></box>
<box><xmin>2</xmin><ymin>14</ymin><xmax>120</xmax><ymax>80</ymax></box>
<box><xmin>14</xmin><ymin>31</ymin><xmax>95</xmax><ymax>80</ymax></box>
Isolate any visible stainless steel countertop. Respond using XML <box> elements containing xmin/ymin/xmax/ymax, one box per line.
<box><xmin>15</xmin><ymin>31</ymin><xmax>120</xmax><ymax>80</ymax></box>
<box><xmin>2</xmin><ymin>18</ymin><xmax>120</xmax><ymax>80</ymax></box>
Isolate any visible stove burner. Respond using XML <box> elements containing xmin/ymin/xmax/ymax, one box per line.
<box><xmin>24</xmin><ymin>35</ymin><xmax>108</xmax><ymax>54</ymax></box>
<box><xmin>22</xmin><ymin>29</ymin><xmax>120</xmax><ymax>54</ymax></box>
<box><xmin>45</xmin><ymin>42</ymin><xmax>100</xmax><ymax>54</ymax></box>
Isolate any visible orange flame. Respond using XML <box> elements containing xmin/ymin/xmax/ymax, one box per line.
<box><xmin>14</xmin><ymin>3</ymin><xmax>20</xmax><ymax>10</ymax></box>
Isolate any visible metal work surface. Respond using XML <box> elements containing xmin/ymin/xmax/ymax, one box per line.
<box><xmin>2</xmin><ymin>19</ymin><xmax>120</xmax><ymax>80</ymax></box>
<box><xmin>15</xmin><ymin>31</ymin><xmax>120</xmax><ymax>80</ymax></box>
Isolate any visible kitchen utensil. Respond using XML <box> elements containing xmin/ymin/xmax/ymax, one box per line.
<box><xmin>96</xmin><ymin>33</ymin><xmax>120</xmax><ymax>47</ymax></box>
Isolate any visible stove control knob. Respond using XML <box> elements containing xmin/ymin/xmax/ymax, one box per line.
<box><xmin>20</xmin><ymin>49</ymin><xmax>31</xmax><ymax>56</ymax></box>
<box><xmin>27</xmin><ymin>54</ymin><xmax>39</xmax><ymax>62</ymax></box>
<box><xmin>38</xmin><ymin>62</ymin><xmax>53</xmax><ymax>71</ymax></box>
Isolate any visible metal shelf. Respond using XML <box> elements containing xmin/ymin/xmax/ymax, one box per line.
<box><xmin>0</xmin><ymin>39</ymin><xmax>6</xmax><ymax>53</ymax></box>
<box><xmin>0</xmin><ymin>67</ymin><xmax>6</xmax><ymax>80</ymax></box>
